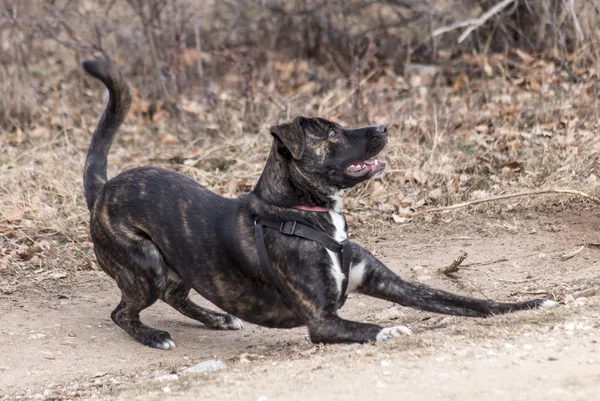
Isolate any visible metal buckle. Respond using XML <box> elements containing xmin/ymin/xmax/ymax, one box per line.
<box><xmin>279</xmin><ymin>221</ymin><xmax>297</xmax><ymax>235</ymax></box>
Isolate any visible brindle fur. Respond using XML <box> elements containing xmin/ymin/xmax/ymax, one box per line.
<box><xmin>82</xmin><ymin>60</ymin><xmax>557</xmax><ymax>349</ymax></box>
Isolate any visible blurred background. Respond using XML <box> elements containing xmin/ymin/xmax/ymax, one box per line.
<box><xmin>0</xmin><ymin>0</ymin><xmax>599</xmax><ymax>277</ymax></box>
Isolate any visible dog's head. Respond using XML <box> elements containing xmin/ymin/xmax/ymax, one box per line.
<box><xmin>270</xmin><ymin>117</ymin><xmax>388</xmax><ymax>193</ymax></box>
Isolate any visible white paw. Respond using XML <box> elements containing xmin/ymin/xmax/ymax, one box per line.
<box><xmin>215</xmin><ymin>315</ymin><xmax>244</xmax><ymax>330</ymax></box>
<box><xmin>376</xmin><ymin>325</ymin><xmax>413</xmax><ymax>342</ymax></box>
<box><xmin>156</xmin><ymin>339</ymin><xmax>176</xmax><ymax>350</ymax></box>
<box><xmin>227</xmin><ymin>316</ymin><xmax>244</xmax><ymax>330</ymax></box>
<box><xmin>539</xmin><ymin>299</ymin><xmax>560</xmax><ymax>310</ymax></box>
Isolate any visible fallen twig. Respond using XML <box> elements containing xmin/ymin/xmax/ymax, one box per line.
<box><xmin>496</xmin><ymin>276</ymin><xmax>539</xmax><ymax>284</ymax></box>
<box><xmin>402</xmin><ymin>189</ymin><xmax>600</xmax><ymax>217</ymax></box>
<box><xmin>440</xmin><ymin>250</ymin><xmax>468</xmax><ymax>275</ymax></box>
<box><xmin>572</xmin><ymin>287</ymin><xmax>599</xmax><ymax>299</ymax></box>
<box><xmin>461</xmin><ymin>257</ymin><xmax>508</xmax><ymax>268</ymax></box>
<box><xmin>561</xmin><ymin>246</ymin><xmax>585</xmax><ymax>261</ymax></box>
<box><xmin>510</xmin><ymin>289</ymin><xmax>548</xmax><ymax>296</ymax></box>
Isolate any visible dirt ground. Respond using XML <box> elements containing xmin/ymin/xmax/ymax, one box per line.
<box><xmin>1</xmin><ymin>207</ymin><xmax>599</xmax><ymax>401</ymax></box>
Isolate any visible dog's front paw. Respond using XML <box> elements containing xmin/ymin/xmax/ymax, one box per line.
<box><xmin>376</xmin><ymin>325</ymin><xmax>413</xmax><ymax>342</ymax></box>
<box><xmin>538</xmin><ymin>299</ymin><xmax>560</xmax><ymax>309</ymax></box>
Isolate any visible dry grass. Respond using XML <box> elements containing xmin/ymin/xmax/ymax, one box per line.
<box><xmin>1</xmin><ymin>1</ymin><xmax>600</xmax><ymax>290</ymax></box>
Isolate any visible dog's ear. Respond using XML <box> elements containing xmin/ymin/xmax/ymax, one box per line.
<box><xmin>270</xmin><ymin>117</ymin><xmax>306</xmax><ymax>160</ymax></box>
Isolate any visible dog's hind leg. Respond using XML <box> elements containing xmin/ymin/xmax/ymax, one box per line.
<box><xmin>94</xmin><ymin>237</ymin><xmax>176</xmax><ymax>350</ymax></box>
<box><xmin>161</xmin><ymin>272</ymin><xmax>243</xmax><ymax>330</ymax></box>
<box><xmin>348</xmin><ymin>243</ymin><xmax>559</xmax><ymax>317</ymax></box>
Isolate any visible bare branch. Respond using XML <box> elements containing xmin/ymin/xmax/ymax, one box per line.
<box><xmin>440</xmin><ymin>250</ymin><xmax>468</xmax><ymax>276</ymax></box>
<box><xmin>432</xmin><ymin>0</ymin><xmax>516</xmax><ymax>43</ymax></box>
<box><xmin>403</xmin><ymin>189</ymin><xmax>600</xmax><ymax>217</ymax></box>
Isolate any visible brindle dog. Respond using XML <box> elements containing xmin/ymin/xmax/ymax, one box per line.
<box><xmin>82</xmin><ymin>60</ymin><xmax>558</xmax><ymax>349</ymax></box>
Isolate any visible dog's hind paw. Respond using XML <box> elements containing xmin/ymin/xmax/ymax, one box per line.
<box><xmin>538</xmin><ymin>299</ymin><xmax>560</xmax><ymax>310</ymax></box>
<box><xmin>213</xmin><ymin>315</ymin><xmax>244</xmax><ymax>330</ymax></box>
<box><xmin>139</xmin><ymin>330</ymin><xmax>176</xmax><ymax>350</ymax></box>
<box><xmin>225</xmin><ymin>315</ymin><xmax>244</xmax><ymax>330</ymax></box>
<box><xmin>376</xmin><ymin>325</ymin><xmax>413</xmax><ymax>342</ymax></box>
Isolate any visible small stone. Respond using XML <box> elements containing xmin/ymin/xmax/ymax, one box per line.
<box><xmin>299</xmin><ymin>348</ymin><xmax>318</xmax><ymax>357</ymax></box>
<box><xmin>163</xmin><ymin>387</ymin><xmax>171</xmax><ymax>393</ymax></box>
<box><xmin>183</xmin><ymin>360</ymin><xmax>225</xmax><ymax>374</ymax></box>
<box><xmin>156</xmin><ymin>374</ymin><xmax>179</xmax><ymax>382</ymax></box>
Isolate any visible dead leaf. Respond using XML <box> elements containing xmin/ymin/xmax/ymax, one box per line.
<box><xmin>2</xmin><ymin>208</ymin><xmax>23</xmax><ymax>223</ymax></box>
<box><xmin>406</xmin><ymin>169</ymin><xmax>427</xmax><ymax>184</ymax></box>
<box><xmin>474</xmin><ymin>124</ymin><xmax>489</xmax><ymax>133</ymax></box>
<box><xmin>294</xmin><ymin>81</ymin><xmax>317</xmax><ymax>95</ymax></box>
<box><xmin>29</xmin><ymin>126</ymin><xmax>50</xmax><ymax>139</ymax></box>
<box><xmin>428</xmin><ymin>188</ymin><xmax>442</xmax><ymax>200</ymax></box>
<box><xmin>158</xmin><ymin>132</ymin><xmax>178</xmax><ymax>145</ymax></box>
<box><xmin>483</xmin><ymin>61</ymin><xmax>493</xmax><ymax>77</ymax></box>
<box><xmin>529</xmin><ymin>76</ymin><xmax>541</xmax><ymax>92</ymax></box>
<box><xmin>368</xmin><ymin>181</ymin><xmax>386</xmax><ymax>200</ymax></box>
<box><xmin>183</xmin><ymin>48</ymin><xmax>198</xmax><ymax>67</ymax></box>
<box><xmin>453</xmin><ymin>73</ymin><xmax>468</xmax><ymax>92</ymax></box>
<box><xmin>512</xmin><ymin>76</ymin><xmax>525</xmax><ymax>86</ymax></box>
<box><xmin>516</xmin><ymin>49</ymin><xmax>534</xmax><ymax>65</ymax></box>
<box><xmin>139</xmin><ymin>99</ymin><xmax>153</xmax><ymax>114</ymax></box>
<box><xmin>500</xmin><ymin>161</ymin><xmax>523</xmax><ymax>172</ymax></box>
<box><xmin>8</xmin><ymin>128</ymin><xmax>26</xmax><ymax>145</ymax></box>
<box><xmin>392</xmin><ymin>214</ymin><xmax>412</xmax><ymax>224</ymax></box>
<box><xmin>226</xmin><ymin>179</ymin><xmax>238</xmax><ymax>195</ymax></box>
<box><xmin>17</xmin><ymin>245</ymin><xmax>42</xmax><ymax>261</ymax></box>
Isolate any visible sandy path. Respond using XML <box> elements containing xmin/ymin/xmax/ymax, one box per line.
<box><xmin>1</xmin><ymin>211</ymin><xmax>599</xmax><ymax>400</ymax></box>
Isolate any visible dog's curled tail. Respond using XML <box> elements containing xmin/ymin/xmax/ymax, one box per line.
<box><xmin>81</xmin><ymin>60</ymin><xmax>132</xmax><ymax>211</ymax></box>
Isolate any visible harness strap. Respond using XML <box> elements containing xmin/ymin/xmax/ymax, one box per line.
<box><xmin>254</xmin><ymin>218</ymin><xmax>351</xmax><ymax>304</ymax></box>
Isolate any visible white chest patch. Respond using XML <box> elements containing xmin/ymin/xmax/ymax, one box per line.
<box><xmin>327</xmin><ymin>211</ymin><xmax>348</xmax><ymax>296</ymax></box>
<box><xmin>347</xmin><ymin>260</ymin><xmax>367</xmax><ymax>293</ymax></box>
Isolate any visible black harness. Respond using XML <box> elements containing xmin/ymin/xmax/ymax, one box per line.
<box><xmin>254</xmin><ymin>217</ymin><xmax>352</xmax><ymax>305</ymax></box>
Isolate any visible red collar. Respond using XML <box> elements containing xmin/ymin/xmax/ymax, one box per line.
<box><xmin>292</xmin><ymin>205</ymin><xmax>334</xmax><ymax>213</ymax></box>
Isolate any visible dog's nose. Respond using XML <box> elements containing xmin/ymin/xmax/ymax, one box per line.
<box><xmin>376</xmin><ymin>125</ymin><xmax>387</xmax><ymax>134</ymax></box>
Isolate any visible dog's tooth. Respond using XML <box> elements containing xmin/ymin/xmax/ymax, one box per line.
<box><xmin>374</xmin><ymin>159</ymin><xmax>379</xmax><ymax>165</ymax></box>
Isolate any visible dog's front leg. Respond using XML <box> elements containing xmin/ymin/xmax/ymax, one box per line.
<box><xmin>307</xmin><ymin>314</ymin><xmax>411</xmax><ymax>344</ymax></box>
<box><xmin>267</xmin><ymin>253</ymin><xmax>411</xmax><ymax>344</ymax></box>
<box><xmin>348</xmin><ymin>243</ymin><xmax>558</xmax><ymax>317</ymax></box>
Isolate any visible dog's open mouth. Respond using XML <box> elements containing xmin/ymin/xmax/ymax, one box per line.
<box><xmin>345</xmin><ymin>158</ymin><xmax>386</xmax><ymax>177</ymax></box>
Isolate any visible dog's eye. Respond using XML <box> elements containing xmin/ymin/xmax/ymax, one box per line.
<box><xmin>328</xmin><ymin>129</ymin><xmax>336</xmax><ymax>138</ymax></box>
